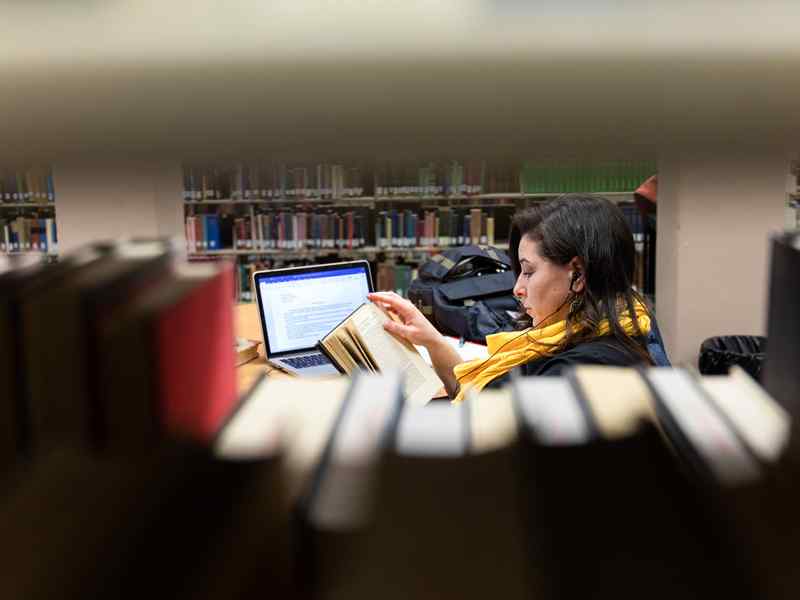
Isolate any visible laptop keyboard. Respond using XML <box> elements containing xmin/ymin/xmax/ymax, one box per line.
<box><xmin>281</xmin><ymin>354</ymin><xmax>330</xmax><ymax>369</ymax></box>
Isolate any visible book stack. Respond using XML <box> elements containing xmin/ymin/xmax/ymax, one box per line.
<box><xmin>185</xmin><ymin>206</ymin><xmax>517</xmax><ymax>254</ymax></box>
<box><xmin>185</xmin><ymin>208</ymin><xmax>371</xmax><ymax>252</ymax></box>
<box><xmin>183</xmin><ymin>160</ymin><xmax>656</xmax><ymax>202</ymax></box>
<box><xmin>1</xmin><ymin>215</ymin><xmax>58</xmax><ymax>254</ymax></box>
<box><xmin>0</xmin><ymin>241</ymin><xmax>286</xmax><ymax>599</ymax></box>
<box><xmin>483</xmin><ymin>160</ymin><xmax>522</xmax><ymax>194</ymax></box>
<box><xmin>374</xmin><ymin>206</ymin><xmax>512</xmax><ymax>249</ymax></box>
<box><xmin>0</xmin><ymin>167</ymin><xmax>55</xmax><ymax>203</ymax></box>
<box><xmin>375</xmin><ymin>160</ymin><xmax>488</xmax><ymax>197</ymax></box>
<box><xmin>184</xmin><ymin>160</ymin><xmax>537</xmax><ymax>201</ymax></box>
<box><xmin>521</xmin><ymin>159</ymin><xmax>657</xmax><ymax>195</ymax></box>
<box><xmin>1</xmin><ymin>351</ymin><xmax>799</xmax><ymax>599</ymax></box>
<box><xmin>183</xmin><ymin>162</ymin><xmax>373</xmax><ymax>201</ymax></box>
<box><xmin>213</xmin><ymin>364</ymin><xmax>797</xmax><ymax>600</ymax></box>
<box><xmin>375</xmin><ymin>262</ymin><xmax>416</xmax><ymax>297</ymax></box>
<box><xmin>0</xmin><ymin>240</ymin><xmax>239</xmax><ymax>467</ymax></box>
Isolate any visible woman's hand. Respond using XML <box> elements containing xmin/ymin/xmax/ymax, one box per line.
<box><xmin>368</xmin><ymin>291</ymin><xmax>444</xmax><ymax>348</ymax></box>
<box><xmin>369</xmin><ymin>291</ymin><xmax>463</xmax><ymax>398</ymax></box>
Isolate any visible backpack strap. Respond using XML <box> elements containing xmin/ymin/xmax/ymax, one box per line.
<box><xmin>431</xmin><ymin>253</ymin><xmax>457</xmax><ymax>270</ymax></box>
<box><xmin>422</xmin><ymin>245</ymin><xmax>511</xmax><ymax>281</ymax></box>
<box><xmin>484</xmin><ymin>246</ymin><xmax>502</xmax><ymax>263</ymax></box>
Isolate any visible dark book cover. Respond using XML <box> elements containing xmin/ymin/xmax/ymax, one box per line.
<box><xmin>763</xmin><ymin>232</ymin><xmax>800</xmax><ymax>418</ymax></box>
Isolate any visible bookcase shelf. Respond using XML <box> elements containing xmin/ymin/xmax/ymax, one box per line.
<box><xmin>0</xmin><ymin>203</ymin><xmax>56</xmax><ymax>209</ymax></box>
<box><xmin>188</xmin><ymin>244</ymin><xmax>509</xmax><ymax>258</ymax></box>
<box><xmin>2</xmin><ymin>250</ymin><xmax>59</xmax><ymax>257</ymax></box>
<box><xmin>183</xmin><ymin>191</ymin><xmax>635</xmax><ymax>206</ymax></box>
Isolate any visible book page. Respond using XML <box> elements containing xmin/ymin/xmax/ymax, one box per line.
<box><xmin>344</xmin><ymin>322</ymin><xmax>378</xmax><ymax>371</ymax></box>
<box><xmin>350</xmin><ymin>303</ymin><xmax>443</xmax><ymax>406</ymax></box>
<box><xmin>326</xmin><ymin>335</ymin><xmax>362</xmax><ymax>372</ymax></box>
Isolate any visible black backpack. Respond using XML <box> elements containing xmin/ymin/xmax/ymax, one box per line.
<box><xmin>407</xmin><ymin>245</ymin><xmax>519</xmax><ymax>343</ymax></box>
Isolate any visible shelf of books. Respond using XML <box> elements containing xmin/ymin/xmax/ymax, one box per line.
<box><xmin>0</xmin><ymin>167</ymin><xmax>58</xmax><ymax>259</ymax></box>
<box><xmin>182</xmin><ymin>160</ymin><xmax>656</xmax><ymax>302</ymax></box>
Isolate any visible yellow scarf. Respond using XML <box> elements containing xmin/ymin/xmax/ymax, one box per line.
<box><xmin>452</xmin><ymin>301</ymin><xmax>652</xmax><ymax>403</ymax></box>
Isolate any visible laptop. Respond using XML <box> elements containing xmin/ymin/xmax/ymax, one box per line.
<box><xmin>253</xmin><ymin>260</ymin><xmax>374</xmax><ymax>377</ymax></box>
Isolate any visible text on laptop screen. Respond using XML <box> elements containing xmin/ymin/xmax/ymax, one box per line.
<box><xmin>259</xmin><ymin>267</ymin><xmax>371</xmax><ymax>354</ymax></box>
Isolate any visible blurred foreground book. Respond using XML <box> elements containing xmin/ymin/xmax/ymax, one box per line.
<box><xmin>0</xmin><ymin>241</ymin><xmax>238</xmax><ymax>465</ymax></box>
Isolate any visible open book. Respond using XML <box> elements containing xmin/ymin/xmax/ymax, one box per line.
<box><xmin>317</xmin><ymin>302</ymin><xmax>444</xmax><ymax>406</ymax></box>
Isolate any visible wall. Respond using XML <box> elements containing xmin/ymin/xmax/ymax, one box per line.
<box><xmin>656</xmin><ymin>152</ymin><xmax>789</xmax><ymax>366</ymax></box>
<box><xmin>54</xmin><ymin>161</ymin><xmax>183</xmax><ymax>254</ymax></box>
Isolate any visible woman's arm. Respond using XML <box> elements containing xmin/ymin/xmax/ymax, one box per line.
<box><xmin>422</xmin><ymin>336</ymin><xmax>463</xmax><ymax>398</ymax></box>
<box><xmin>368</xmin><ymin>291</ymin><xmax>464</xmax><ymax>397</ymax></box>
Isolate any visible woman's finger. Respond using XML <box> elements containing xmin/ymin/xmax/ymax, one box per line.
<box><xmin>368</xmin><ymin>291</ymin><xmax>401</xmax><ymax>303</ymax></box>
<box><xmin>383</xmin><ymin>319</ymin><xmax>416</xmax><ymax>340</ymax></box>
<box><xmin>368</xmin><ymin>292</ymin><xmax>416</xmax><ymax>318</ymax></box>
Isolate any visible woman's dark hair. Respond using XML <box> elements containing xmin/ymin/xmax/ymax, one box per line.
<box><xmin>509</xmin><ymin>194</ymin><xmax>653</xmax><ymax>364</ymax></box>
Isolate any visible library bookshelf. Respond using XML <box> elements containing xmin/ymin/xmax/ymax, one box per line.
<box><xmin>1</xmin><ymin>167</ymin><xmax>58</xmax><ymax>259</ymax></box>
<box><xmin>181</xmin><ymin>161</ymin><xmax>655</xmax><ymax>302</ymax></box>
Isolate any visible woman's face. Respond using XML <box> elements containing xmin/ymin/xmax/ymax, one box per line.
<box><xmin>513</xmin><ymin>235</ymin><xmax>580</xmax><ymax>326</ymax></box>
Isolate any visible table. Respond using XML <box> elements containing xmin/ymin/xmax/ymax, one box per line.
<box><xmin>234</xmin><ymin>302</ymin><xmax>281</xmax><ymax>394</ymax></box>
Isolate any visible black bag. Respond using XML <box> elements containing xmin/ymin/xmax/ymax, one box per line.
<box><xmin>407</xmin><ymin>245</ymin><xmax>519</xmax><ymax>343</ymax></box>
<box><xmin>698</xmin><ymin>335</ymin><xmax>767</xmax><ymax>381</ymax></box>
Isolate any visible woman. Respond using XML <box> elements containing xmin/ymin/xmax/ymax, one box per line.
<box><xmin>369</xmin><ymin>195</ymin><xmax>653</xmax><ymax>403</ymax></box>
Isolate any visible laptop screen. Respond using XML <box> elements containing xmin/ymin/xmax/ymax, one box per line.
<box><xmin>254</xmin><ymin>261</ymin><xmax>374</xmax><ymax>356</ymax></box>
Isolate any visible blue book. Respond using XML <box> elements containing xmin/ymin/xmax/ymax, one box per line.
<box><xmin>206</xmin><ymin>215</ymin><xmax>220</xmax><ymax>250</ymax></box>
<box><xmin>46</xmin><ymin>170</ymin><xmax>55</xmax><ymax>202</ymax></box>
<box><xmin>39</xmin><ymin>219</ymin><xmax>47</xmax><ymax>252</ymax></box>
<box><xmin>390</xmin><ymin>209</ymin><xmax>399</xmax><ymax>246</ymax></box>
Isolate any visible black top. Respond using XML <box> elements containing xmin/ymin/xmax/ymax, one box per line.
<box><xmin>486</xmin><ymin>335</ymin><xmax>648</xmax><ymax>389</ymax></box>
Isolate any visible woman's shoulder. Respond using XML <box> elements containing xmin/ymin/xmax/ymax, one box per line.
<box><xmin>484</xmin><ymin>335</ymin><xmax>648</xmax><ymax>390</ymax></box>
<box><xmin>523</xmin><ymin>335</ymin><xmax>646</xmax><ymax>376</ymax></box>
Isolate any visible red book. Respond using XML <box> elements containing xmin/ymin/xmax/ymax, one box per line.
<box><xmin>194</xmin><ymin>217</ymin><xmax>202</xmax><ymax>250</ymax></box>
<box><xmin>156</xmin><ymin>264</ymin><xmax>236</xmax><ymax>442</ymax></box>
<box><xmin>98</xmin><ymin>262</ymin><xmax>238</xmax><ymax>449</ymax></box>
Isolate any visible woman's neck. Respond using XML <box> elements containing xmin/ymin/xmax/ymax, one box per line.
<box><xmin>532</xmin><ymin>304</ymin><xmax>571</xmax><ymax>329</ymax></box>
